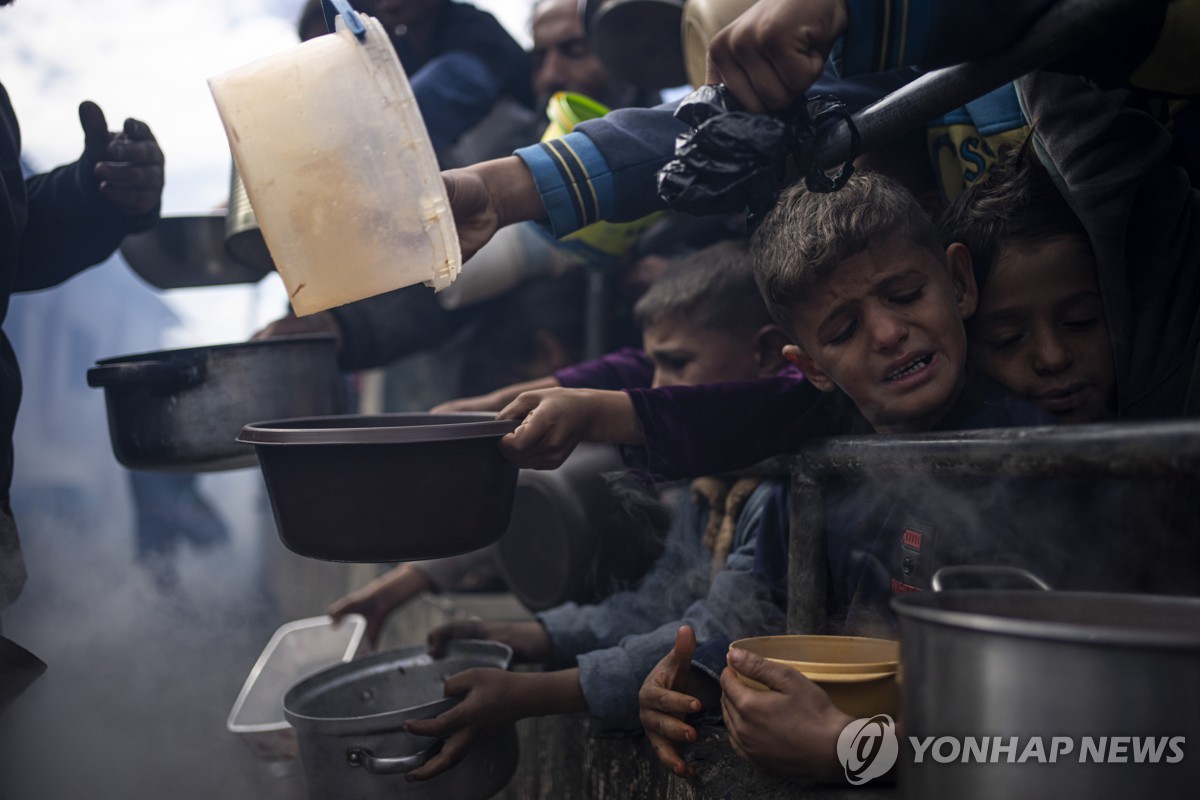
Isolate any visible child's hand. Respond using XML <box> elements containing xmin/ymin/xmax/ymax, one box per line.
<box><xmin>328</xmin><ymin>564</ymin><xmax>432</xmax><ymax>648</ymax></box>
<box><xmin>497</xmin><ymin>388</ymin><xmax>642</xmax><ymax>469</ymax></box>
<box><xmin>720</xmin><ymin>647</ymin><xmax>853</xmax><ymax>780</ymax></box>
<box><xmin>402</xmin><ymin>668</ymin><xmax>523</xmax><ymax>781</ymax></box>
<box><xmin>426</xmin><ymin>619</ymin><xmax>553</xmax><ymax>663</ymax></box>
<box><xmin>638</xmin><ymin>626</ymin><xmax>703</xmax><ymax>779</ymax></box>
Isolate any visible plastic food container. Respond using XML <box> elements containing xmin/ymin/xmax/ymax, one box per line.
<box><xmin>227</xmin><ymin>614</ymin><xmax>368</xmax><ymax>760</ymax></box>
<box><xmin>208</xmin><ymin>13</ymin><xmax>460</xmax><ymax>316</ymax></box>
<box><xmin>728</xmin><ymin>635</ymin><xmax>900</xmax><ymax>719</ymax></box>
<box><xmin>237</xmin><ymin>413</ymin><xmax>520</xmax><ymax>563</ymax></box>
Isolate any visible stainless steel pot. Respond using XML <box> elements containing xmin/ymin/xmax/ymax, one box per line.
<box><xmin>87</xmin><ymin>335</ymin><xmax>344</xmax><ymax>472</ymax></box>
<box><xmin>892</xmin><ymin>568</ymin><xmax>1200</xmax><ymax>799</ymax></box>
<box><xmin>283</xmin><ymin>640</ymin><xmax>518</xmax><ymax>800</ymax></box>
<box><xmin>224</xmin><ymin>163</ymin><xmax>275</xmax><ymax>275</ymax></box>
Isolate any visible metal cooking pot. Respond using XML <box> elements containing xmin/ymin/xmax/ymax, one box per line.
<box><xmin>119</xmin><ymin>213</ymin><xmax>272</xmax><ymax>289</ymax></box>
<box><xmin>496</xmin><ymin>443</ymin><xmax>666</xmax><ymax>610</ymax></box>
<box><xmin>224</xmin><ymin>163</ymin><xmax>275</xmax><ymax>275</ymax></box>
<box><xmin>87</xmin><ymin>335</ymin><xmax>344</xmax><ymax>472</ymax></box>
<box><xmin>892</xmin><ymin>567</ymin><xmax>1200</xmax><ymax>799</ymax></box>
<box><xmin>283</xmin><ymin>640</ymin><xmax>517</xmax><ymax>800</ymax></box>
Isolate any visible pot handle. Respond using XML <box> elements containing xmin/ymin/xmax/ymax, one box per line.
<box><xmin>931</xmin><ymin>565</ymin><xmax>1052</xmax><ymax>593</ymax></box>
<box><xmin>86</xmin><ymin>360</ymin><xmax>206</xmax><ymax>391</ymax></box>
<box><xmin>345</xmin><ymin>743</ymin><xmax>439</xmax><ymax>775</ymax></box>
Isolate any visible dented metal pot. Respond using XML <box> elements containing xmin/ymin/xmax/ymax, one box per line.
<box><xmin>283</xmin><ymin>640</ymin><xmax>517</xmax><ymax>800</ymax></box>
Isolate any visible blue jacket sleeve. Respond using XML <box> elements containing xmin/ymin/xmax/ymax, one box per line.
<box><xmin>537</xmin><ymin>489</ymin><xmax>705</xmax><ymax>659</ymax></box>
<box><xmin>573</xmin><ymin>481</ymin><xmax>790</xmax><ymax>731</ymax></box>
<box><xmin>514</xmin><ymin>103</ymin><xmax>686</xmax><ymax>237</ymax></box>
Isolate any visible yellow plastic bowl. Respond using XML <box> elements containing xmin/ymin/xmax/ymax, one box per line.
<box><xmin>727</xmin><ymin>635</ymin><xmax>900</xmax><ymax>719</ymax></box>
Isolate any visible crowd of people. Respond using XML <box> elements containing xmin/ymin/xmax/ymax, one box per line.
<box><xmin>2</xmin><ymin>0</ymin><xmax>1198</xmax><ymax>789</ymax></box>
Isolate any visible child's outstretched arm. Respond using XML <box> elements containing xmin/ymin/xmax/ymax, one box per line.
<box><xmin>328</xmin><ymin>563</ymin><xmax>434</xmax><ymax>648</ymax></box>
<box><xmin>497</xmin><ymin>387</ymin><xmax>644</xmax><ymax>469</ymax></box>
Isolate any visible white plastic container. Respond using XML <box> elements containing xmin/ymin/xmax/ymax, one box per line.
<box><xmin>226</xmin><ymin>614</ymin><xmax>367</xmax><ymax>760</ymax></box>
<box><xmin>208</xmin><ymin>16</ymin><xmax>461</xmax><ymax>316</ymax></box>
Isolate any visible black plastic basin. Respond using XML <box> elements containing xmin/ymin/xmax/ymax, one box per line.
<box><xmin>239</xmin><ymin>413</ymin><xmax>519</xmax><ymax>562</ymax></box>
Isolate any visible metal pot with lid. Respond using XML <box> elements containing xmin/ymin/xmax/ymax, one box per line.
<box><xmin>892</xmin><ymin>567</ymin><xmax>1200</xmax><ymax>799</ymax></box>
<box><xmin>283</xmin><ymin>640</ymin><xmax>518</xmax><ymax>800</ymax></box>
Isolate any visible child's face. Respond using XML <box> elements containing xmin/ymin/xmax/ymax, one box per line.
<box><xmin>970</xmin><ymin>236</ymin><xmax>1115</xmax><ymax>423</ymax></box>
<box><xmin>782</xmin><ymin>234</ymin><xmax>977</xmax><ymax>433</ymax></box>
<box><xmin>642</xmin><ymin>314</ymin><xmax>767</xmax><ymax>389</ymax></box>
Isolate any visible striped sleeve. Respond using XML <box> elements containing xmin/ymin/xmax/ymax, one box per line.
<box><xmin>514</xmin><ymin>132</ymin><xmax>616</xmax><ymax>238</ymax></box>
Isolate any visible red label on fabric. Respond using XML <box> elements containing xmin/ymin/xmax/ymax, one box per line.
<box><xmin>891</xmin><ymin>579</ymin><xmax>922</xmax><ymax>594</ymax></box>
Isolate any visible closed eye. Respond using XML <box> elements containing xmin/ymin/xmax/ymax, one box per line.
<box><xmin>985</xmin><ymin>332</ymin><xmax>1023</xmax><ymax>350</ymax></box>
<box><xmin>1063</xmin><ymin>316</ymin><xmax>1100</xmax><ymax>330</ymax></box>
<box><xmin>827</xmin><ymin>320</ymin><xmax>857</xmax><ymax>346</ymax></box>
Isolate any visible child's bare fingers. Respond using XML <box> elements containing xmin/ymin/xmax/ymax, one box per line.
<box><xmin>402</xmin><ymin>714</ymin><xmax>450</xmax><ymax>738</ymax></box>
<box><xmin>406</xmin><ymin>729</ymin><xmax>473</xmax><ymax>781</ymax></box>
<box><xmin>497</xmin><ymin>391</ymin><xmax>542</xmax><ymax>421</ymax></box>
<box><xmin>641</xmin><ymin>686</ymin><xmax>700</xmax><ymax>716</ymax></box>
<box><xmin>647</xmin><ymin>731</ymin><xmax>695</xmax><ymax>778</ymax></box>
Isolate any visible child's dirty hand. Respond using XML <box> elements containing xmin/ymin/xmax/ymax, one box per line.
<box><xmin>402</xmin><ymin>668</ymin><xmax>522</xmax><ymax>781</ymax></box>
<box><xmin>328</xmin><ymin>564</ymin><xmax>432</xmax><ymax>648</ymax></box>
<box><xmin>720</xmin><ymin>647</ymin><xmax>853</xmax><ymax>780</ymax></box>
<box><xmin>497</xmin><ymin>388</ymin><xmax>641</xmax><ymax>469</ymax></box>
<box><xmin>639</xmin><ymin>626</ymin><xmax>702</xmax><ymax>779</ymax></box>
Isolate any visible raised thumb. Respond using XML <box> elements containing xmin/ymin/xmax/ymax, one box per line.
<box><xmin>78</xmin><ymin>100</ymin><xmax>111</xmax><ymax>163</ymax></box>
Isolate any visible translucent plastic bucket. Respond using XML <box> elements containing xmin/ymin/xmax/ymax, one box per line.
<box><xmin>208</xmin><ymin>16</ymin><xmax>460</xmax><ymax>316</ymax></box>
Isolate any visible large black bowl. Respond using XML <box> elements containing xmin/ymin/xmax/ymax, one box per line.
<box><xmin>238</xmin><ymin>413</ymin><xmax>519</xmax><ymax>562</ymax></box>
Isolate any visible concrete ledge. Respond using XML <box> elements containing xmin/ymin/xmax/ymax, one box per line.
<box><xmin>501</xmin><ymin>712</ymin><xmax>896</xmax><ymax>800</ymax></box>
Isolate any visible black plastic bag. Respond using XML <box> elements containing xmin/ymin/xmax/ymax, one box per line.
<box><xmin>656</xmin><ymin>85</ymin><xmax>858</xmax><ymax>229</ymax></box>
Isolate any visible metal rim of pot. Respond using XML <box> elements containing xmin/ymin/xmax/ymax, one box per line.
<box><xmin>238</xmin><ymin>413</ymin><xmax>518</xmax><ymax>446</ymax></box>
<box><xmin>892</xmin><ymin>566</ymin><xmax>1200</xmax><ymax>650</ymax></box>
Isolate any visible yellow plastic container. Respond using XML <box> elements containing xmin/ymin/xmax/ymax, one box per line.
<box><xmin>208</xmin><ymin>15</ymin><xmax>460</xmax><ymax>316</ymax></box>
<box><xmin>727</xmin><ymin>635</ymin><xmax>900</xmax><ymax>719</ymax></box>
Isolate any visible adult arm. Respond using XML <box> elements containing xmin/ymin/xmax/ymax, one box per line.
<box><xmin>15</xmin><ymin>99</ymin><xmax>161</xmax><ymax>291</ymax></box>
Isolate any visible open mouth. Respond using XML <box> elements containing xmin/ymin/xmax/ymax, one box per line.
<box><xmin>886</xmin><ymin>354</ymin><xmax>933</xmax><ymax>382</ymax></box>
